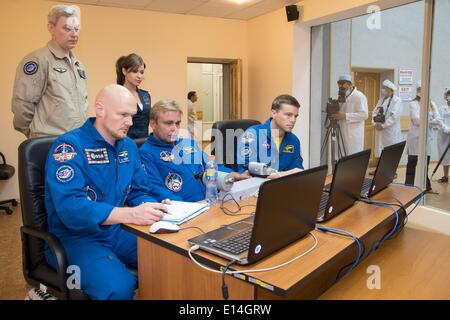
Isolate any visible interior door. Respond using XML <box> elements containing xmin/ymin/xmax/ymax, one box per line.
<box><xmin>353</xmin><ymin>71</ymin><xmax>380</xmax><ymax>167</ymax></box>
<box><xmin>228</xmin><ymin>59</ymin><xmax>242</xmax><ymax>120</ymax></box>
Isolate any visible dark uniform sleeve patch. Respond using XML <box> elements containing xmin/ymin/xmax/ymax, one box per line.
<box><xmin>23</xmin><ymin>61</ymin><xmax>38</xmax><ymax>75</ymax></box>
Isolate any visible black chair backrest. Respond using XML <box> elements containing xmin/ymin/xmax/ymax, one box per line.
<box><xmin>0</xmin><ymin>152</ymin><xmax>15</xmax><ymax>180</ymax></box>
<box><xmin>18</xmin><ymin>137</ymin><xmax>57</xmax><ymax>264</ymax></box>
<box><xmin>19</xmin><ymin>136</ymin><xmax>56</xmax><ymax>229</ymax></box>
<box><xmin>211</xmin><ymin>119</ymin><xmax>260</xmax><ymax>170</ymax></box>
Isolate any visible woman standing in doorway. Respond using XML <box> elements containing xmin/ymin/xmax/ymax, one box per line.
<box><xmin>116</xmin><ymin>53</ymin><xmax>151</xmax><ymax>139</ymax></box>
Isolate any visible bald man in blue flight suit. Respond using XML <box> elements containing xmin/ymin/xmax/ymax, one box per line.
<box><xmin>140</xmin><ymin>100</ymin><xmax>247</xmax><ymax>202</ymax></box>
<box><xmin>44</xmin><ymin>85</ymin><xmax>168</xmax><ymax>300</ymax></box>
<box><xmin>237</xmin><ymin>94</ymin><xmax>304</xmax><ymax>174</ymax></box>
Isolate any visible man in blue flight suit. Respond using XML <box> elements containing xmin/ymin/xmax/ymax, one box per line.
<box><xmin>237</xmin><ymin>94</ymin><xmax>304</xmax><ymax>174</ymax></box>
<box><xmin>140</xmin><ymin>100</ymin><xmax>247</xmax><ymax>202</ymax></box>
<box><xmin>45</xmin><ymin>85</ymin><xmax>168</xmax><ymax>300</ymax></box>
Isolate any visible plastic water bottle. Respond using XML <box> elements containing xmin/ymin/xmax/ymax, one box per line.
<box><xmin>204</xmin><ymin>155</ymin><xmax>218</xmax><ymax>205</ymax></box>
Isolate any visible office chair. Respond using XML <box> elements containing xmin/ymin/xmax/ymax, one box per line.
<box><xmin>211</xmin><ymin>119</ymin><xmax>260</xmax><ymax>171</ymax></box>
<box><xmin>18</xmin><ymin>137</ymin><xmax>89</xmax><ymax>300</ymax></box>
<box><xmin>0</xmin><ymin>152</ymin><xmax>18</xmax><ymax>214</ymax></box>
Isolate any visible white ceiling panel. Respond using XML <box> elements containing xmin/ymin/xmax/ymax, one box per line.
<box><xmin>55</xmin><ymin>0</ymin><xmax>300</xmax><ymax>20</ymax></box>
<box><xmin>145</xmin><ymin>0</ymin><xmax>208</xmax><ymax>14</ymax></box>
<box><xmin>99</xmin><ymin>0</ymin><xmax>151</xmax><ymax>9</ymax></box>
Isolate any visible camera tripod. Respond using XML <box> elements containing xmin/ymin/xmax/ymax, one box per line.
<box><xmin>320</xmin><ymin>114</ymin><xmax>347</xmax><ymax>168</ymax></box>
<box><xmin>432</xmin><ymin>140</ymin><xmax>450</xmax><ymax>178</ymax></box>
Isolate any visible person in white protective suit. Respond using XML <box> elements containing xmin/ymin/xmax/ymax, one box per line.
<box><xmin>405</xmin><ymin>81</ymin><xmax>440</xmax><ymax>191</ymax></box>
<box><xmin>434</xmin><ymin>88</ymin><xmax>450</xmax><ymax>183</ymax></box>
<box><xmin>372</xmin><ymin>79</ymin><xmax>403</xmax><ymax>158</ymax></box>
<box><xmin>330</xmin><ymin>74</ymin><xmax>369</xmax><ymax>156</ymax></box>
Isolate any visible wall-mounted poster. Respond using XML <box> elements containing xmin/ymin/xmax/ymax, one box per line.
<box><xmin>399</xmin><ymin>85</ymin><xmax>413</xmax><ymax>101</ymax></box>
<box><xmin>399</xmin><ymin>70</ymin><xmax>414</xmax><ymax>85</ymax></box>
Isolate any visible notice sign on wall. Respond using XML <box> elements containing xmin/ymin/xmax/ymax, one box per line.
<box><xmin>399</xmin><ymin>70</ymin><xmax>414</xmax><ymax>85</ymax></box>
<box><xmin>399</xmin><ymin>85</ymin><xmax>413</xmax><ymax>101</ymax></box>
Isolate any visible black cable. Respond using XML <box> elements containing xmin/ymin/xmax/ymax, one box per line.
<box><xmin>220</xmin><ymin>193</ymin><xmax>256</xmax><ymax>217</ymax></box>
<box><xmin>221</xmin><ymin>260</ymin><xmax>237</xmax><ymax>300</ymax></box>
<box><xmin>179</xmin><ymin>226</ymin><xmax>206</xmax><ymax>234</ymax></box>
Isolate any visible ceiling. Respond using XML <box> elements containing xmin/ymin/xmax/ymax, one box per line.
<box><xmin>56</xmin><ymin>0</ymin><xmax>299</xmax><ymax>20</ymax></box>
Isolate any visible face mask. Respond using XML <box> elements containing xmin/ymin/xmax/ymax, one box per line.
<box><xmin>446</xmin><ymin>96</ymin><xmax>450</xmax><ymax>102</ymax></box>
<box><xmin>381</xmin><ymin>89</ymin><xmax>387</xmax><ymax>97</ymax></box>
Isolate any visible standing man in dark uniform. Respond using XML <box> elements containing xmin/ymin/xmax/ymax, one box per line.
<box><xmin>12</xmin><ymin>5</ymin><xmax>88</xmax><ymax>138</ymax></box>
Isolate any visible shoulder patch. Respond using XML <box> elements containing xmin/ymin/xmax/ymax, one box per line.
<box><xmin>282</xmin><ymin>145</ymin><xmax>295</xmax><ymax>153</ymax></box>
<box><xmin>183</xmin><ymin>146</ymin><xmax>196</xmax><ymax>154</ymax></box>
<box><xmin>77</xmin><ymin>69</ymin><xmax>86</xmax><ymax>79</ymax></box>
<box><xmin>56</xmin><ymin>165</ymin><xmax>75</xmax><ymax>183</ymax></box>
<box><xmin>53</xmin><ymin>143</ymin><xmax>77</xmax><ymax>162</ymax></box>
<box><xmin>118</xmin><ymin>150</ymin><xmax>130</xmax><ymax>164</ymax></box>
<box><xmin>241</xmin><ymin>132</ymin><xmax>255</xmax><ymax>144</ymax></box>
<box><xmin>241</xmin><ymin>146</ymin><xmax>252</xmax><ymax>157</ymax></box>
<box><xmin>23</xmin><ymin>61</ymin><xmax>38</xmax><ymax>75</ymax></box>
<box><xmin>165</xmin><ymin>173</ymin><xmax>183</xmax><ymax>192</ymax></box>
<box><xmin>160</xmin><ymin>151</ymin><xmax>174</xmax><ymax>162</ymax></box>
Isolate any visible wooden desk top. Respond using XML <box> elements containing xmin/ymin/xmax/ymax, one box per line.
<box><xmin>123</xmin><ymin>183</ymin><xmax>421</xmax><ymax>297</ymax></box>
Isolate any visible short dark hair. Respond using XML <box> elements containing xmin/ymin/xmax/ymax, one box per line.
<box><xmin>271</xmin><ymin>94</ymin><xmax>300</xmax><ymax>111</ymax></box>
<box><xmin>116</xmin><ymin>53</ymin><xmax>146</xmax><ymax>85</ymax></box>
<box><xmin>188</xmin><ymin>91</ymin><xmax>197</xmax><ymax>100</ymax></box>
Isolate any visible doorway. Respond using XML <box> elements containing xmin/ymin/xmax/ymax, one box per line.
<box><xmin>187</xmin><ymin>58</ymin><xmax>242</xmax><ymax>149</ymax></box>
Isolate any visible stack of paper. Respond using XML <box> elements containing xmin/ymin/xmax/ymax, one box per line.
<box><xmin>161</xmin><ymin>201</ymin><xmax>209</xmax><ymax>225</ymax></box>
<box><xmin>218</xmin><ymin>177</ymin><xmax>267</xmax><ymax>201</ymax></box>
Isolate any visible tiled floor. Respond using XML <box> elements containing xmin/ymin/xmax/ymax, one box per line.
<box><xmin>0</xmin><ymin>164</ymin><xmax>448</xmax><ymax>300</ymax></box>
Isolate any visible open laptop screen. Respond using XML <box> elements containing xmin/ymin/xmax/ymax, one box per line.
<box><xmin>369</xmin><ymin>141</ymin><xmax>406</xmax><ymax>197</ymax></box>
<box><xmin>324</xmin><ymin>150</ymin><xmax>371</xmax><ymax>220</ymax></box>
<box><xmin>246</xmin><ymin>165</ymin><xmax>328</xmax><ymax>264</ymax></box>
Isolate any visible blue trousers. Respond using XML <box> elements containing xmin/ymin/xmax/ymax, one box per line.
<box><xmin>46</xmin><ymin>226</ymin><xmax>137</xmax><ymax>300</ymax></box>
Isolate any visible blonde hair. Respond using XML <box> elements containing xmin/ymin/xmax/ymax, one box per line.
<box><xmin>150</xmin><ymin>100</ymin><xmax>183</xmax><ymax>121</ymax></box>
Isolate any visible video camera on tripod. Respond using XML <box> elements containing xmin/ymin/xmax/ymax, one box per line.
<box><xmin>321</xmin><ymin>87</ymin><xmax>348</xmax><ymax>167</ymax></box>
<box><xmin>326</xmin><ymin>88</ymin><xmax>347</xmax><ymax>117</ymax></box>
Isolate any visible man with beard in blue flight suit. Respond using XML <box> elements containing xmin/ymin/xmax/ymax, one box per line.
<box><xmin>140</xmin><ymin>99</ymin><xmax>248</xmax><ymax>202</ymax></box>
<box><xmin>236</xmin><ymin>94</ymin><xmax>304</xmax><ymax>175</ymax></box>
<box><xmin>44</xmin><ymin>85</ymin><xmax>168</xmax><ymax>300</ymax></box>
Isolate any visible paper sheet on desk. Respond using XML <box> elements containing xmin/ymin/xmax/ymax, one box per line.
<box><xmin>161</xmin><ymin>201</ymin><xmax>209</xmax><ymax>225</ymax></box>
<box><xmin>219</xmin><ymin>177</ymin><xmax>268</xmax><ymax>201</ymax></box>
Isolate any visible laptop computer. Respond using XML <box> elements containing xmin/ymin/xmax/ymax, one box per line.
<box><xmin>188</xmin><ymin>165</ymin><xmax>328</xmax><ymax>265</ymax></box>
<box><xmin>318</xmin><ymin>149</ymin><xmax>371</xmax><ymax>222</ymax></box>
<box><xmin>361</xmin><ymin>141</ymin><xmax>406</xmax><ymax>198</ymax></box>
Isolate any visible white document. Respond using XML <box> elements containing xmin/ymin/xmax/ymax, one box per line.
<box><xmin>161</xmin><ymin>201</ymin><xmax>209</xmax><ymax>225</ymax></box>
<box><xmin>218</xmin><ymin>177</ymin><xmax>268</xmax><ymax>201</ymax></box>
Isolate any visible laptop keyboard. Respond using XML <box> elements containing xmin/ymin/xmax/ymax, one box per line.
<box><xmin>212</xmin><ymin>229</ymin><xmax>252</xmax><ymax>255</ymax></box>
<box><xmin>319</xmin><ymin>192</ymin><xmax>329</xmax><ymax>212</ymax></box>
<box><xmin>361</xmin><ymin>178</ymin><xmax>372</xmax><ymax>193</ymax></box>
